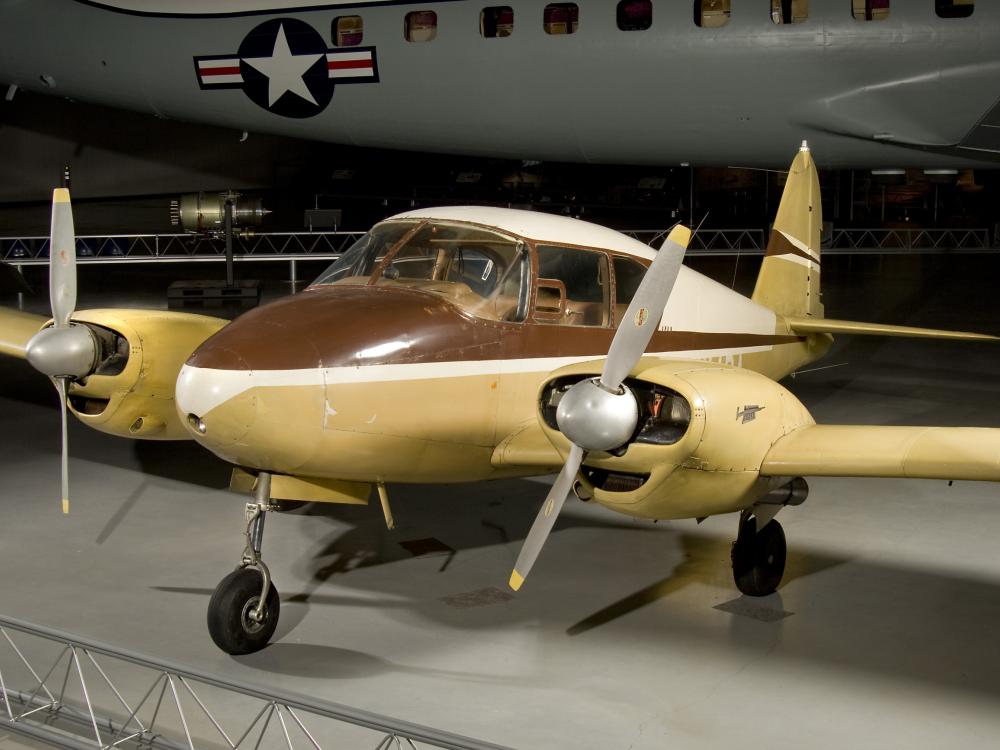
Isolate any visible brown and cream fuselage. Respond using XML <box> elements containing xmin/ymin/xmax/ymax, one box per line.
<box><xmin>174</xmin><ymin>206</ymin><xmax>827</xmax><ymax>520</ymax></box>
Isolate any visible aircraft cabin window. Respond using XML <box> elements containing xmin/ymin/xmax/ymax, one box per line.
<box><xmin>332</xmin><ymin>15</ymin><xmax>364</xmax><ymax>46</ymax></box>
<box><xmin>852</xmin><ymin>1</ymin><xmax>889</xmax><ymax>21</ymax></box>
<box><xmin>373</xmin><ymin>222</ymin><xmax>528</xmax><ymax>321</ymax></box>
<box><xmin>618</xmin><ymin>1</ymin><xmax>652</xmax><ymax>31</ymax></box>
<box><xmin>405</xmin><ymin>10</ymin><xmax>438</xmax><ymax>42</ymax></box>
<box><xmin>612</xmin><ymin>255</ymin><xmax>648</xmax><ymax>324</ymax></box>
<box><xmin>534</xmin><ymin>245</ymin><xmax>610</xmax><ymax>327</ymax></box>
<box><xmin>695</xmin><ymin>0</ymin><xmax>731</xmax><ymax>27</ymax></box>
<box><xmin>311</xmin><ymin>221</ymin><xmax>415</xmax><ymax>286</ymax></box>
<box><xmin>770</xmin><ymin>0</ymin><xmax>808</xmax><ymax>24</ymax></box>
<box><xmin>936</xmin><ymin>0</ymin><xmax>974</xmax><ymax>19</ymax></box>
<box><xmin>481</xmin><ymin>6</ymin><xmax>514</xmax><ymax>37</ymax></box>
<box><xmin>544</xmin><ymin>4</ymin><xmax>579</xmax><ymax>35</ymax></box>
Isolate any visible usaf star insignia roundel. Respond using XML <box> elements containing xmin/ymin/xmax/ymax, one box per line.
<box><xmin>194</xmin><ymin>18</ymin><xmax>379</xmax><ymax>119</ymax></box>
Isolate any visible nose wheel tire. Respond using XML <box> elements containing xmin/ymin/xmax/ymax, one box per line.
<box><xmin>732</xmin><ymin>515</ymin><xmax>786</xmax><ymax>597</ymax></box>
<box><xmin>207</xmin><ymin>567</ymin><xmax>280</xmax><ymax>655</ymax></box>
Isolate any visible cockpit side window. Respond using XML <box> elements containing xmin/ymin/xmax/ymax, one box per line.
<box><xmin>533</xmin><ymin>245</ymin><xmax>611</xmax><ymax>327</ymax></box>
<box><xmin>612</xmin><ymin>255</ymin><xmax>649</xmax><ymax>325</ymax></box>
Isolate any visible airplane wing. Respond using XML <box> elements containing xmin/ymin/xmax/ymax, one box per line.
<box><xmin>491</xmin><ymin>419</ymin><xmax>564</xmax><ymax>471</ymax></box>
<box><xmin>761</xmin><ymin>424</ymin><xmax>1000</xmax><ymax>481</ymax></box>
<box><xmin>785</xmin><ymin>316</ymin><xmax>998</xmax><ymax>342</ymax></box>
<box><xmin>0</xmin><ymin>308</ymin><xmax>47</xmax><ymax>359</ymax></box>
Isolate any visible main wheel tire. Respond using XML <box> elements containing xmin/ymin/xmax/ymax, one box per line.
<box><xmin>732</xmin><ymin>517</ymin><xmax>786</xmax><ymax>597</ymax></box>
<box><xmin>207</xmin><ymin>568</ymin><xmax>280</xmax><ymax>655</ymax></box>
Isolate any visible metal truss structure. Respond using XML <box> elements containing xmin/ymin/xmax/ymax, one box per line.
<box><xmin>1</xmin><ymin>228</ymin><xmax>993</xmax><ymax>265</ymax></box>
<box><xmin>0</xmin><ymin>616</ymin><xmax>513</xmax><ymax>750</ymax></box>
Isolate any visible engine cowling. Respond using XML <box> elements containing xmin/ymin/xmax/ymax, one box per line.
<box><xmin>60</xmin><ymin>309</ymin><xmax>227</xmax><ymax>439</ymax></box>
<box><xmin>538</xmin><ymin>358</ymin><xmax>815</xmax><ymax>520</ymax></box>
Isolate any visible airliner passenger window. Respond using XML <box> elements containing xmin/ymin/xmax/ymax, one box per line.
<box><xmin>332</xmin><ymin>16</ymin><xmax>364</xmax><ymax>46</ymax></box>
<box><xmin>482</xmin><ymin>6</ymin><xmax>514</xmax><ymax>37</ymax></box>
<box><xmin>695</xmin><ymin>0</ymin><xmax>731</xmax><ymax>27</ymax></box>
<box><xmin>534</xmin><ymin>245</ymin><xmax>610</xmax><ymax>327</ymax></box>
<box><xmin>543</xmin><ymin>4</ymin><xmax>579</xmax><ymax>35</ymax></box>
<box><xmin>405</xmin><ymin>11</ymin><xmax>438</xmax><ymax>42</ymax></box>
<box><xmin>936</xmin><ymin>0</ymin><xmax>973</xmax><ymax>19</ymax></box>
<box><xmin>770</xmin><ymin>0</ymin><xmax>808</xmax><ymax>24</ymax></box>
<box><xmin>852</xmin><ymin>1</ymin><xmax>889</xmax><ymax>20</ymax></box>
<box><xmin>618</xmin><ymin>1</ymin><xmax>652</xmax><ymax>31</ymax></box>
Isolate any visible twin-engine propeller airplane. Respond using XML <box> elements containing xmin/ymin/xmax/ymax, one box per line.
<box><xmin>3</xmin><ymin>143</ymin><xmax>1000</xmax><ymax>655</ymax></box>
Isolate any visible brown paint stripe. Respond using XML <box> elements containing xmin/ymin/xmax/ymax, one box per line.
<box><xmin>189</xmin><ymin>284</ymin><xmax>805</xmax><ymax>371</ymax></box>
<box><xmin>765</xmin><ymin>230</ymin><xmax>819</xmax><ymax>265</ymax></box>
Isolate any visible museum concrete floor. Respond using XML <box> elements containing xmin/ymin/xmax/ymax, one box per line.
<box><xmin>2</xmin><ymin>254</ymin><xmax>1000</xmax><ymax>749</ymax></box>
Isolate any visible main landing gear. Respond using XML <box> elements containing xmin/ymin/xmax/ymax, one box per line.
<box><xmin>208</xmin><ymin>472</ymin><xmax>281</xmax><ymax>655</ymax></box>
<box><xmin>730</xmin><ymin>478</ymin><xmax>806</xmax><ymax>597</ymax></box>
<box><xmin>731</xmin><ymin>511</ymin><xmax>786</xmax><ymax>596</ymax></box>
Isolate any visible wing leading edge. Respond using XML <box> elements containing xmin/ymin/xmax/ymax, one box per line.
<box><xmin>0</xmin><ymin>308</ymin><xmax>47</xmax><ymax>359</ymax></box>
<box><xmin>786</xmin><ymin>316</ymin><xmax>998</xmax><ymax>343</ymax></box>
<box><xmin>762</xmin><ymin>424</ymin><xmax>1000</xmax><ymax>482</ymax></box>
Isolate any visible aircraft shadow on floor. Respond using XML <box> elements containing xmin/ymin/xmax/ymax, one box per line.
<box><xmin>152</xmin><ymin>478</ymin><xmax>1000</xmax><ymax>699</ymax></box>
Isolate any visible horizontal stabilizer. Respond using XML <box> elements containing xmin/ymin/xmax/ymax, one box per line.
<box><xmin>0</xmin><ymin>308</ymin><xmax>47</xmax><ymax>359</ymax></box>
<box><xmin>786</xmin><ymin>316</ymin><xmax>998</xmax><ymax>343</ymax></box>
<box><xmin>762</xmin><ymin>425</ymin><xmax>1000</xmax><ymax>482</ymax></box>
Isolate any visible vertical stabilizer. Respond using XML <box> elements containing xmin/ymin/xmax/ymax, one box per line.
<box><xmin>751</xmin><ymin>142</ymin><xmax>823</xmax><ymax>319</ymax></box>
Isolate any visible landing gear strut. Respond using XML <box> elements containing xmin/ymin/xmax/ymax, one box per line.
<box><xmin>207</xmin><ymin>472</ymin><xmax>281</xmax><ymax>655</ymax></box>
<box><xmin>731</xmin><ymin>510</ymin><xmax>787</xmax><ymax>597</ymax></box>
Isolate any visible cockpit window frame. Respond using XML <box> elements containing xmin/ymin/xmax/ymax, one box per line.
<box><xmin>368</xmin><ymin>219</ymin><xmax>532</xmax><ymax>323</ymax></box>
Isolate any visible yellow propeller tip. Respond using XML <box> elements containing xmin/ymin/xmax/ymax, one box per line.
<box><xmin>62</xmin><ymin>499</ymin><xmax>70</xmax><ymax>514</ymax></box>
<box><xmin>667</xmin><ymin>225</ymin><xmax>692</xmax><ymax>248</ymax></box>
<box><xmin>508</xmin><ymin>570</ymin><xmax>524</xmax><ymax>592</ymax></box>
<box><xmin>53</xmin><ymin>188</ymin><xmax>71</xmax><ymax>204</ymax></box>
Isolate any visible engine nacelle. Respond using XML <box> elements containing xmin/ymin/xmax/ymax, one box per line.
<box><xmin>538</xmin><ymin>358</ymin><xmax>815</xmax><ymax>520</ymax></box>
<box><xmin>63</xmin><ymin>309</ymin><xmax>227</xmax><ymax>440</ymax></box>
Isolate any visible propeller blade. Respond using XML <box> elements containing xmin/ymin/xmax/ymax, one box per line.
<box><xmin>599</xmin><ymin>225</ymin><xmax>691</xmax><ymax>391</ymax></box>
<box><xmin>57</xmin><ymin>377</ymin><xmax>70</xmax><ymax>514</ymax></box>
<box><xmin>509</xmin><ymin>443</ymin><xmax>584</xmax><ymax>591</ymax></box>
<box><xmin>49</xmin><ymin>188</ymin><xmax>77</xmax><ymax>328</ymax></box>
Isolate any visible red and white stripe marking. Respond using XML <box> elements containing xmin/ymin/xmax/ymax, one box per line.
<box><xmin>326</xmin><ymin>50</ymin><xmax>375</xmax><ymax>79</ymax></box>
<box><xmin>197</xmin><ymin>58</ymin><xmax>243</xmax><ymax>85</ymax></box>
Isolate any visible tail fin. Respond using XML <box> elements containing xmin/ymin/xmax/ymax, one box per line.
<box><xmin>751</xmin><ymin>142</ymin><xmax>823</xmax><ymax>319</ymax></box>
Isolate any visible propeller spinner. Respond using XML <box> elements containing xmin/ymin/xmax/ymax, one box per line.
<box><xmin>24</xmin><ymin>188</ymin><xmax>99</xmax><ymax>513</ymax></box>
<box><xmin>509</xmin><ymin>225</ymin><xmax>691</xmax><ymax>590</ymax></box>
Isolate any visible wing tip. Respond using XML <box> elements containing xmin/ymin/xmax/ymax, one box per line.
<box><xmin>508</xmin><ymin>570</ymin><xmax>524</xmax><ymax>592</ymax></box>
<box><xmin>53</xmin><ymin>188</ymin><xmax>71</xmax><ymax>204</ymax></box>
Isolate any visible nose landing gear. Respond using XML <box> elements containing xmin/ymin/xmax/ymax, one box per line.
<box><xmin>207</xmin><ymin>472</ymin><xmax>281</xmax><ymax>655</ymax></box>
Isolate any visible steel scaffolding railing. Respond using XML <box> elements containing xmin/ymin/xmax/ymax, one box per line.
<box><xmin>1</xmin><ymin>228</ymin><xmax>994</xmax><ymax>265</ymax></box>
<box><xmin>0</xmin><ymin>615</ymin><xmax>514</xmax><ymax>750</ymax></box>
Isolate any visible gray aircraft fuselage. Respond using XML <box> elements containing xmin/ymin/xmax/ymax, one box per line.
<box><xmin>0</xmin><ymin>0</ymin><xmax>998</xmax><ymax>169</ymax></box>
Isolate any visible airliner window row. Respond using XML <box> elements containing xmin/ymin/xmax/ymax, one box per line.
<box><xmin>330</xmin><ymin>0</ymin><xmax>974</xmax><ymax>47</ymax></box>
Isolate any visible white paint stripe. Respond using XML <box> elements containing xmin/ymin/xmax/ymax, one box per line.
<box><xmin>774</xmin><ymin>252</ymin><xmax>819</xmax><ymax>271</ymax></box>
<box><xmin>201</xmin><ymin>74</ymin><xmax>243</xmax><ymax>85</ymax></box>
<box><xmin>198</xmin><ymin>58</ymin><xmax>240</xmax><ymax>69</ymax></box>
<box><xmin>326</xmin><ymin>51</ymin><xmax>373</xmax><ymax>63</ymax></box>
<box><xmin>177</xmin><ymin>346</ymin><xmax>778</xmax><ymax>416</ymax></box>
<box><xmin>329</xmin><ymin>68</ymin><xmax>375</xmax><ymax>79</ymax></box>
<box><xmin>778</xmin><ymin>230</ymin><xmax>819</xmax><ymax>261</ymax></box>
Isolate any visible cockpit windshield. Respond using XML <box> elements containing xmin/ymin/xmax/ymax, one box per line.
<box><xmin>311</xmin><ymin>221</ymin><xmax>414</xmax><ymax>286</ymax></box>
<box><xmin>312</xmin><ymin>220</ymin><xmax>529</xmax><ymax>321</ymax></box>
